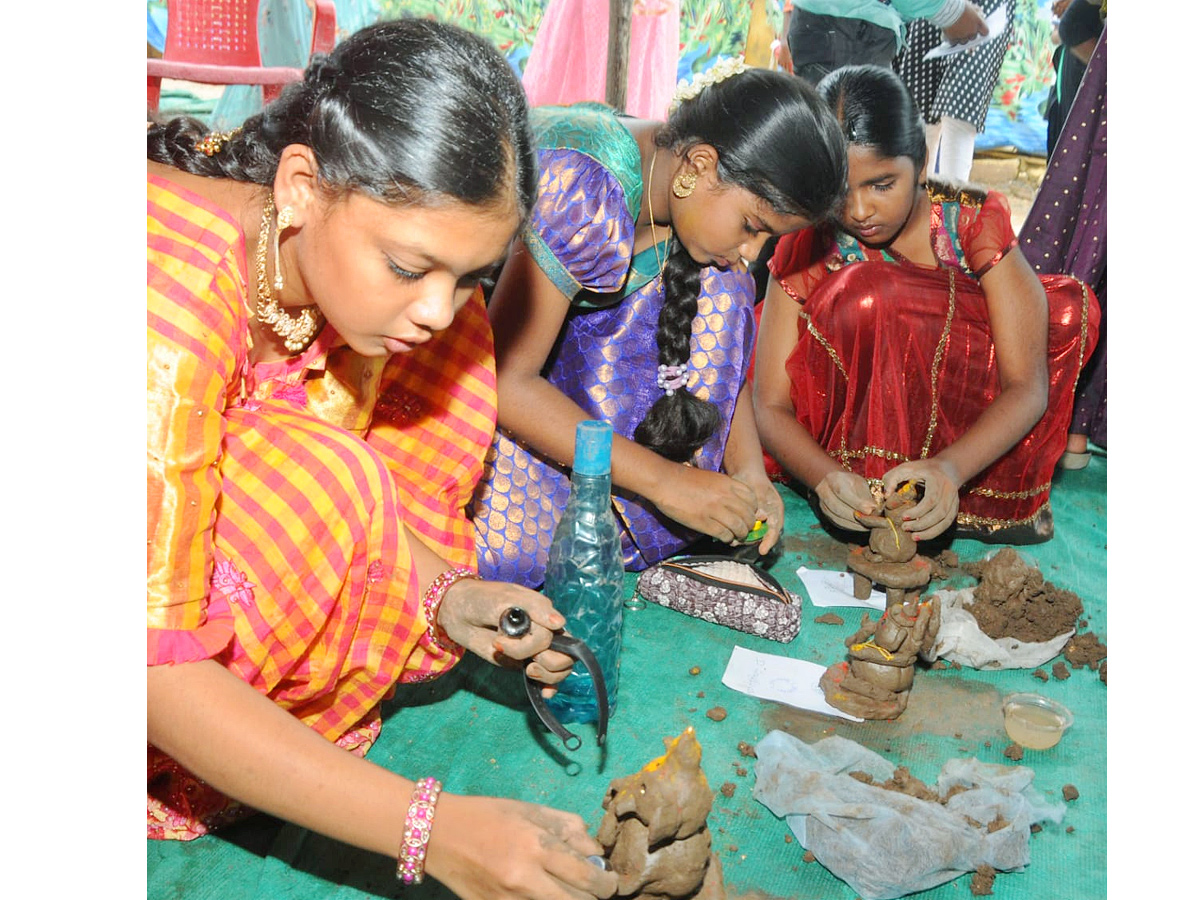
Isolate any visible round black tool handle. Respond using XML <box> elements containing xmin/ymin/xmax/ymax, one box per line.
<box><xmin>500</xmin><ymin>607</ymin><xmax>610</xmax><ymax>749</ymax></box>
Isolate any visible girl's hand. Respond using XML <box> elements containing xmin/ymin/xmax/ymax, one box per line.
<box><xmin>814</xmin><ymin>471</ymin><xmax>875</xmax><ymax>532</ymax></box>
<box><xmin>427</xmin><ymin>794</ymin><xmax>617</xmax><ymax>900</ymax></box>
<box><xmin>437</xmin><ymin>579</ymin><xmax>574</xmax><ymax>687</ymax></box>
<box><xmin>651</xmin><ymin>464</ymin><xmax>759</xmax><ymax>543</ymax></box>
<box><xmin>731</xmin><ymin>471</ymin><xmax>785</xmax><ymax>555</ymax></box>
<box><xmin>883</xmin><ymin>459</ymin><xmax>961</xmax><ymax>540</ymax></box>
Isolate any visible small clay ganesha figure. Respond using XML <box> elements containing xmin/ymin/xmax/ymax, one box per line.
<box><xmin>820</xmin><ymin>594</ymin><xmax>942</xmax><ymax>719</ymax></box>
<box><xmin>597</xmin><ymin>727</ymin><xmax>726</xmax><ymax>900</ymax></box>
<box><xmin>847</xmin><ymin>481</ymin><xmax>932</xmax><ymax>605</ymax></box>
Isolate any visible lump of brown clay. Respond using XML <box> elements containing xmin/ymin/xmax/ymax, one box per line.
<box><xmin>597</xmin><ymin>728</ymin><xmax>726</xmax><ymax>900</ymax></box>
<box><xmin>962</xmin><ymin>548</ymin><xmax>1083</xmax><ymax>643</ymax></box>
<box><xmin>1062</xmin><ymin>784</ymin><xmax>1080</xmax><ymax>801</ymax></box>
<box><xmin>969</xmin><ymin>863</ymin><xmax>996</xmax><ymax>896</ymax></box>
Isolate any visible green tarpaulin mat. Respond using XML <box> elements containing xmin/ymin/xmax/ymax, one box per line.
<box><xmin>148</xmin><ymin>456</ymin><xmax>1106</xmax><ymax>899</ymax></box>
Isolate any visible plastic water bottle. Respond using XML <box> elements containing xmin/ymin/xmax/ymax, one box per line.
<box><xmin>543</xmin><ymin>420</ymin><xmax>625</xmax><ymax>724</ymax></box>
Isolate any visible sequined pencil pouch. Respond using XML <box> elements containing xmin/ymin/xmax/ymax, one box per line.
<box><xmin>634</xmin><ymin>555</ymin><xmax>802</xmax><ymax>643</ymax></box>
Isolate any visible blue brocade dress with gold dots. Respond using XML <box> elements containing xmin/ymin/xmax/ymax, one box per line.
<box><xmin>471</xmin><ymin>103</ymin><xmax>757</xmax><ymax>588</ymax></box>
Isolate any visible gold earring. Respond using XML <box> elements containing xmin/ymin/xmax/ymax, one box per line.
<box><xmin>273</xmin><ymin>205</ymin><xmax>294</xmax><ymax>293</ymax></box>
<box><xmin>672</xmin><ymin>171</ymin><xmax>697</xmax><ymax>199</ymax></box>
<box><xmin>256</xmin><ymin>195</ymin><xmax>321</xmax><ymax>354</ymax></box>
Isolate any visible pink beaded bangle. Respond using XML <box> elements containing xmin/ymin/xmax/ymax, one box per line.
<box><xmin>422</xmin><ymin>566</ymin><xmax>479</xmax><ymax>654</ymax></box>
<box><xmin>396</xmin><ymin>776</ymin><xmax>443</xmax><ymax>885</ymax></box>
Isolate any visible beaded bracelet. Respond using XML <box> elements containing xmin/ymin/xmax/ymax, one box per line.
<box><xmin>396</xmin><ymin>776</ymin><xmax>443</xmax><ymax>885</ymax></box>
<box><xmin>422</xmin><ymin>566</ymin><xmax>480</xmax><ymax>653</ymax></box>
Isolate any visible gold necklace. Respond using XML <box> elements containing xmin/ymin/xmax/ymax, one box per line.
<box><xmin>255</xmin><ymin>194</ymin><xmax>322</xmax><ymax>353</ymax></box>
<box><xmin>646</xmin><ymin>151</ymin><xmax>670</xmax><ymax>281</ymax></box>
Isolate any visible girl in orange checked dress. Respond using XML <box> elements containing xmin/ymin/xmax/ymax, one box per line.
<box><xmin>146</xmin><ymin>20</ymin><xmax>617</xmax><ymax>900</ymax></box>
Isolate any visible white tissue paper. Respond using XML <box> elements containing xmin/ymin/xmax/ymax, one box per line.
<box><xmin>752</xmin><ymin>730</ymin><xmax>1066</xmax><ymax>900</ymax></box>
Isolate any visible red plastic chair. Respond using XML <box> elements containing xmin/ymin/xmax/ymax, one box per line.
<box><xmin>147</xmin><ymin>0</ymin><xmax>337</xmax><ymax>113</ymax></box>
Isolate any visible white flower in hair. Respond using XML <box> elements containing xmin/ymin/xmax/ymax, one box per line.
<box><xmin>670</xmin><ymin>56</ymin><xmax>749</xmax><ymax>114</ymax></box>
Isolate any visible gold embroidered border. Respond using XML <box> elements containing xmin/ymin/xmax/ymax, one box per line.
<box><xmin>956</xmin><ymin>500</ymin><xmax>1051</xmax><ymax>529</ymax></box>
<box><xmin>1070</xmin><ymin>276</ymin><xmax>1090</xmax><ymax>395</ymax></box>
<box><xmin>836</xmin><ymin>446</ymin><xmax>910</xmax><ymax>464</ymax></box>
<box><xmin>967</xmin><ymin>481</ymin><xmax>1052</xmax><ymax>500</ymax></box>
<box><xmin>920</xmin><ymin>268</ymin><xmax>956</xmax><ymax>459</ymax></box>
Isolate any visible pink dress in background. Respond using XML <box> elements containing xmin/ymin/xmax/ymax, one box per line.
<box><xmin>522</xmin><ymin>0</ymin><xmax>680</xmax><ymax>121</ymax></box>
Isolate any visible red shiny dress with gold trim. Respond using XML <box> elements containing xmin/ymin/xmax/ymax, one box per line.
<box><xmin>766</xmin><ymin>181</ymin><xmax>1099</xmax><ymax>541</ymax></box>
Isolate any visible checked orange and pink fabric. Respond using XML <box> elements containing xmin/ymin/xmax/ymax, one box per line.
<box><xmin>147</xmin><ymin>172</ymin><xmax>495</xmax><ymax>839</ymax></box>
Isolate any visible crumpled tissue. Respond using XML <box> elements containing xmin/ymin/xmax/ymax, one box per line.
<box><xmin>926</xmin><ymin>588</ymin><xmax>1074</xmax><ymax>670</ymax></box>
<box><xmin>752</xmin><ymin>730</ymin><xmax>1065</xmax><ymax>900</ymax></box>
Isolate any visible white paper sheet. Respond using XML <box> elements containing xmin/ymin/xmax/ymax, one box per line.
<box><xmin>796</xmin><ymin>565</ymin><xmax>886</xmax><ymax>610</ymax></box>
<box><xmin>721</xmin><ymin>645</ymin><xmax>864</xmax><ymax>722</ymax></box>
<box><xmin>923</xmin><ymin>7</ymin><xmax>1007</xmax><ymax>60</ymax></box>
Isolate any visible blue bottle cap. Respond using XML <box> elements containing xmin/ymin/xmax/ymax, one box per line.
<box><xmin>573</xmin><ymin>420</ymin><xmax>612</xmax><ymax>476</ymax></box>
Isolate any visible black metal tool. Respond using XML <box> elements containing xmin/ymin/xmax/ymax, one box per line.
<box><xmin>499</xmin><ymin>606</ymin><xmax>609</xmax><ymax>750</ymax></box>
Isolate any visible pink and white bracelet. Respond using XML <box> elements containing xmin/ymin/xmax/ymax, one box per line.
<box><xmin>422</xmin><ymin>566</ymin><xmax>480</xmax><ymax>654</ymax></box>
<box><xmin>396</xmin><ymin>776</ymin><xmax>443</xmax><ymax>884</ymax></box>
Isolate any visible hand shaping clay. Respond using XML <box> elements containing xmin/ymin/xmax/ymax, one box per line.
<box><xmin>597</xmin><ymin>727</ymin><xmax>727</xmax><ymax>900</ymax></box>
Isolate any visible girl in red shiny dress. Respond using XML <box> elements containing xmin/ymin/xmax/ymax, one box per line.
<box><xmin>753</xmin><ymin>65</ymin><xmax>1099</xmax><ymax>545</ymax></box>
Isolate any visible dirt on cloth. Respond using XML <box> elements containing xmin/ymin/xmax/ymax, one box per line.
<box><xmin>960</xmin><ymin>548</ymin><xmax>1084</xmax><ymax>642</ymax></box>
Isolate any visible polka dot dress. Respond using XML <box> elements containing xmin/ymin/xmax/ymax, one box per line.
<box><xmin>894</xmin><ymin>0</ymin><xmax>1016</xmax><ymax>132</ymax></box>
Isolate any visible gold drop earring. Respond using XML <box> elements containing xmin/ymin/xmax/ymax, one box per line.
<box><xmin>672</xmin><ymin>170</ymin><xmax>697</xmax><ymax>199</ymax></box>
<box><xmin>255</xmin><ymin>195</ymin><xmax>321</xmax><ymax>353</ymax></box>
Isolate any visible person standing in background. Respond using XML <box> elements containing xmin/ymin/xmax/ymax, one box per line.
<box><xmin>894</xmin><ymin>0</ymin><xmax>1016</xmax><ymax>184</ymax></box>
<box><xmin>776</xmin><ymin>0</ymin><xmax>989</xmax><ymax>85</ymax></box>
<box><xmin>1021</xmin><ymin>22</ymin><xmax>1106</xmax><ymax>468</ymax></box>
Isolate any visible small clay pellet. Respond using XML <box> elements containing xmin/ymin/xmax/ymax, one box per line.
<box><xmin>719</xmin><ymin>782</ymin><xmax>736</xmax><ymax>798</ymax></box>
<box><xmin>706</xmin><ymin>706</ymin><xmax>727</xmax><ymax>722</ymax></box>
<box><xmin>1062</xmin><ymin>784</ymin><xmax>1080</xmax><ymax>801</ymax></box>
<box><xmin>784</xmin><ymin>834</ymin><xmax>793</xmax><ymax>844</ymax></box>
<box><xmin>1033</xmin><ymin>669</ymin><xmax>1049</xmax><ymax>682</ymax></box>
<box><xmin>802</xmin><ymin>850</ymin><xmax>816</xmax><ymax>863</ymax></box>
<box><xmin>688</xmin><ymin>666</ymin><xmax>701</xmax><ymax>676</ymax></box>
<box><xmin>1003</xmin><ymin>742</ymin><xmax>1024</xmax><ymax>761</ymax></box>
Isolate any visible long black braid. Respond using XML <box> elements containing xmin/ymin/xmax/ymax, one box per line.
<box><xmin>632</xmin><ymin>67</ymin><xmax>847</xmax><ymax>462</ymax></box>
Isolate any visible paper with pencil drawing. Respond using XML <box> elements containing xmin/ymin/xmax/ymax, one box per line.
<box><xmin>721</xmin><ymin>645</ymin><xmax>864</xmax><ymax>722</ymax></box>
<box><xmin>796</xmin><ymin>565</ymin><xmax>886</xmax><ymax>611</ymax></box>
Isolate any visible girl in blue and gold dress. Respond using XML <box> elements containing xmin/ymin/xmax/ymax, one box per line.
<box><xmin>472</xmin><ymin>61</ymin><xmax>847</xmax><ymax>587</ymax></box>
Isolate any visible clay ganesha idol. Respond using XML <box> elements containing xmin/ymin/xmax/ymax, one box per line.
<box><xmin>821</xmin><ymin>482</ymin><xmax>941</xmax><ymax>719</ymax></box>
<box><xmin>820</xmin><ymin>595</ymin><xmax>941</xmax><ymax>719</ymax></box>
<box><xmin>597</xmin><ymin>727</ymin><xmax>726</xmax><ymax>900</ymax></box>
